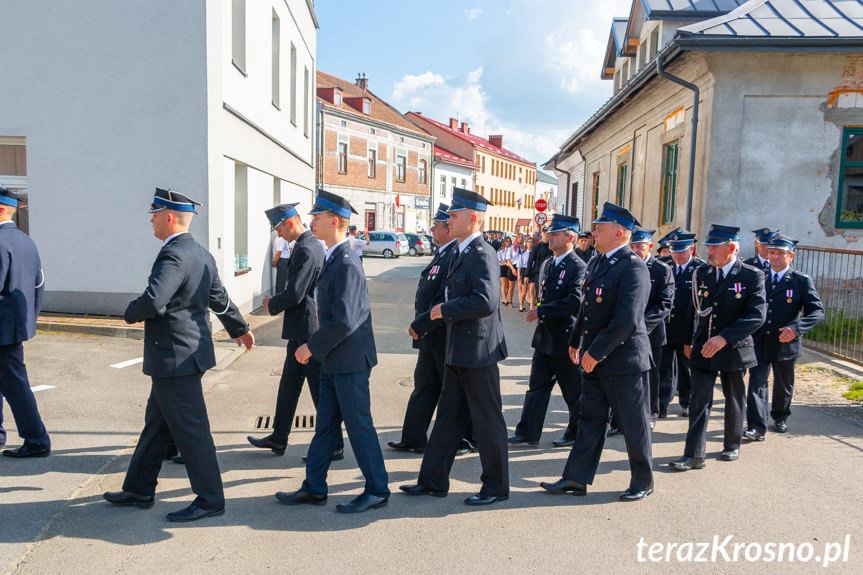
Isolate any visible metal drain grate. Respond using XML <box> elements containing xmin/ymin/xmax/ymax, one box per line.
<box><xmin>253</xmin><ymin>414</ymin><xmax>315</xmax><ymax>430</ymax></box>
<box><xmin>254</xmin><ymin>415</ymin><xmax>272</xmax><ymax>430</ymax></box>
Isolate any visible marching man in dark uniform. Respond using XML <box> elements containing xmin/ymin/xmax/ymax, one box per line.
<box><xmin>659</xmin><ymin>232</ymin><xmax>706</xmax><ymax>418</ymax></box>
<box><xmin>541</xmin><ymin>202</ymin><xmax>654</xmax><ymax>502</ymax></box>
<box><xmin>574</xmin><ymin>230</ymin><xmax>596</xmax><ymax>264</ymax></box>
<box><xmin>509</xmin><ymin>214</ymin><xmax>586</xmax><ymax>448</ymax></box>
<box><xmin>744</xmin><ymin>227</ymin><xmax>779</xmax><ymax>272</ymax></box>
<box><xmin>656</xmin><ymin>227</ymin><xmax>683</xmax><ymax>265</ymax></box>
<box><xmin>0</xmin><ymin>187</ymin><xmax>50</xmax><ymax>458</ymax></box>
<box><xmin>390</xmin><ymin>204</ymin><xmax>474</xmax><ymax>455</ymax></box>
<box><xmin>401</xmin><ymin>187</ymin><xmax>510</xmax><ymax>506</ymax></box>
<box><xmin>745</xmin><ymin>234</ymin><xmax>824</xmax><ymax>439</ymax></box>
<box><xmin>670</xmin><ymin>225</ymin><xmax>766</xmax><ymax>471</ymax></box>
<box><xmin>629</xmin><ymin>227</ymin><xmax>675</xmax><ymax>425</ymax></box>
<box><xmin>276</xmin><ymin>189</ymin><xmax>389</xmax><ymax>514</ymax></box>
<box><xmin>104</xmin><ymin>188</ymin><xmax>254</xmax><ymax>522</ymax></box>
<box><xmin>247</xmin><ymin>203</ymin><xmax>344</xmax><ymax>460</ymax></box>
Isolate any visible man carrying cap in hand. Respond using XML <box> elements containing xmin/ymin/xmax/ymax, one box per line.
<box><xmin>104</xmin><ymin>188</ymin><xmax>254</xmax><ymax>522</ymax></box>
<box><xmin>248</xmin><ymin>203</ymin><xmax>344</xmax><ymax>460</ymax></box>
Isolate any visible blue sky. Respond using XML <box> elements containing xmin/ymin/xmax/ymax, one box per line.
<box><xmin>316</xmin><ymin>0</ymin><xmax>632</xmax><ymax>167</ymax></box>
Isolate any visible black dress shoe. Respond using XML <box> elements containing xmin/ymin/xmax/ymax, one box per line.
<box><xmin>669</xmin><ymin>456</ymin><xmax>706</xmax><ymax>471</ymax></box>
<box><xmin>164</xmin><ymin>444</ymin><xmax>178</xmax><ymax>460</ymax></box>
<box><xmin>620</xmin><ymin>487</ymin><xmax>653</xmax><ymax>501</ymax></box>
<box><xmin>2</xmin><ymin>443</ymin><xmax>50</xmax><ymax>458</ymax></box>
<box><xmin>774</xmin><ymin>421</ymin><xmax>788</xmax><ymax>433</ymax></box>
<box><xmin>720</xmin><ymin>448</ymin><xmax>739</xmax><ymax>461</ymax></box>
<box><xmin>104</xmin><ymin>491</ymin><xmax>155</xmax><ymax>508</ymax></box>
<box><xmin>455</xmin><ymin>438</ymin><xmax>476</xmax><ymax>456</ymax></box>
<box><xmin>658</xmin><ymin>407</ymin><xmax>668</xmax><ymax>419</ymax></box>
<box><xmin>387</xmin><ymin>441</ymin><xmax>424</xmax><ymax>454</ymax></box>
<box><xmin>679</xmin><ymin>408</ymin><xmax>690</xmax><ymax>418</ymax></box>
<box><xmin>507</xmin><ymin>434</ymin><xmax>539</xmax><ymax>446</ymax></box>
<box><xmin>247</xmin><ymin>435</ymin><xmax>287</xmax><ymax>455</ymax></box>
<box><xmin>275</xmin><ymin>489</ymin><xmax>327</xmax><ymax>506</ymax></box>
<box><xmin>336</xmin><ymin>493</ymin><xmax>388</xmax><ymax>513</ymax></box>
<box><xmin>743</xmin><ymin>429</ymin><xmax>766</xmax><ymax>442</ymax></box>
<box><xmin>166</xmin><ymin>502</ymin><xmax>225</xmax><ymax>522</ymax></box>
<box><xmin>302</xmin><ymin>447</ymin><xmax>344</xmax><ymax>463</ymax></box>
<box><xmin>539</xmin><ymin>478</ymin><xmax>587</xmax><ymax>495</ymax></box>
<box><xmin>551</xmin><ymin>436</ymin><xmax>577</xmax><ymax>448</ymax></box>
<box><xmin>172</xmin><ymin>455</ymin><xmax>185</xmax><ymax>465</ymax></box>
<box><xmin>606</xmin><ymin>427</ymin><xmax>620</xmax><ymax>437</ymax></box>
<box><xmin>464</xmin><ymin>493</ymin><xmax>509</xmax><ymax>506</ymax></box>
<box><xmin>399</xmin><ymin>484</ymin><xmax>447</xmax><ymax>497</ymax></box>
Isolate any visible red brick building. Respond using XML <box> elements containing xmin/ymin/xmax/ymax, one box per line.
<box><xmin>317</xmin><ymin>71</ymin><xmax>435</xmax><ymax>232</ymax></box>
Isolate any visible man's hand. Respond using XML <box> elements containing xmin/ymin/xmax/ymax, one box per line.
<box><xmin>272</xmin><ymin>256</ymin><xmax>280</xmax><ymax>268</ymax></box>
<box><xmin>525</xmin><ymin>308</ymin><xmax>539</xmax><ymax>323</ymax></box>
<box><xmin>580</xmin><ymin>351</ymin><xmax>598</xmax><ymax>373</ymax></box>
<box><xmin>408</xmin><ymin>326</ymin><xmax>419</xmax><ymax>340</ymax></box>
<box><xmin>295</xmin><ymin>343</ymin><xmax>312</xmax><ymax>365</ymax></box>
<box><xmin>236</xmin><ymin>331</ymin><xmax>255</xmax><ymax>350</ymax></box>
<box><xmin>778</xmin><ymin>326</ymin><xmax>798</xmax><ymax>343</ymax></box>
<box><xmin>700</xmin><ymin>335</ymin><xmax>727</xmax><ymax>359</ymax></box>
<box><xmin>684</xmin><ymin>345</ymin><xmax>692</xmax><ymax>359</ymax></box>
<box><xmin>569</xmin><ymin>346</ymin><xmax>580</xmax><ymax>365</ymax></box>
<box><xmin>430</xmin><ymin>303</ymin><xmax>444</xmax><ymax>321</ymax></box>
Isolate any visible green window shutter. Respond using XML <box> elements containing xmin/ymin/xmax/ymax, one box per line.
<box><xmin>661</xmin><ymin>140</ymin><xmax>679</xmax><ymax>226</ymax></box>
<box><xmin>836</xmin><ymin>126</ymin><xmax>863</xmax><ymax>229</ymax></box>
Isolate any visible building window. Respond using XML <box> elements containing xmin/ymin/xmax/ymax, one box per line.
<box><xmin>396</xmin><ymin>155</ymin><xmax>406</xmax><ymax>182</ymax></box>
<box><xmin>400</xmin><ymin>137</ymin><xmax>405</xmax><ymax>144</ymax></box>
<box><xmin>340</xmin><ymin>120</ymin><xmax>347</xmax><ymax>127</ymax></box>
<box><xmin>273</xmin><ymin>176</ymin><xmax>281</xmax><ymax>205</ymax></box>
<box><xmin>650</xmin><ymin>26</ymin><xmax>660</xmax><ymax>59</ymax></box>
<box><xmin>334</xmin><ymin>91</ymin><xmax>342</xmax><ymax>106</ymax></box>
<box><xmin>234</xmin><ymin>163</ymin><xmax>249</xmax><ymax>273</ymax></box>
<box><xmin>592</xmin><ymin>172</ymin><xmax>600</xmax><ymax>222</ymax></box>
<box><xmin>271</xmin><ymin>11</ymin><xmax>280</xmax><ymax>107</ymax></box>
<box><xmin>370</xmin><ymin>128</ymin><xmax>376</xmax><ymax>135</ymax></box>
<box><xmin>303</xmin><ymin>67</ymin><xmax>310</xmax><ymax>137</ymax></box>
<box><xmin>418</xmin><ymin>159</ymin><xmax>427</xmax><ymax>184</ymax></box>
<box><xmin>616</xmin><ymin>162</ymin><xmax>628</xmax><ymax>206</ymax></box>
<box><xmin>368</xmin><ymin>148</ymin><xmax>376</xmax><ymax>178</ymax></box>
<box><xmin>289</xmin><ymin>43</ymin><xmax>297</xmax><ymax>125</ymax></box>
<box><xmin>338</xmin><ymin>141</ymin><xmax>348</xmax><ymax>174</ymax></box>
<box><xmin>837</xmin><ymin>126</ymin><xmax>863</xmax><ymax>228</ymax></box>
<box><xmin>363</xmin><ymin>99</ymin><xmax>371</xmax><ymax>114</ymax></box>
<box><xmin>461</xmin><ymin>178</ymin><xmax>466</xmax><ymax>188</ymax></box>
<box><xmin>661</xmin><ymin>140</ymin><xmax>680</xmax><ymax>226</ymax></box>
<box><xmin>440</xmin><ymin>175</ymin><xmax>446</xmax><ymax>197</ymax></box>
<box><xmin>231</xmin><ymin>0</ymin><xmax>246</xmax><ymax>74</ymax></box>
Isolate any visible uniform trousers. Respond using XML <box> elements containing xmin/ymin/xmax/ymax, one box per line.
<box><xmin>684</xmin><ymin>368</ymin><xmax>746</xmax><ymax>458</ymax></box>
<box><xmin>659</xmin><ymin>343</ymin><xmax>692</xmax><ymax>410</ymax></box>
<box><xmin>302</xmin><ymin>368</ymin><xmax>389</xmax><ymax>497</ymax></box>
<box><xmin>418</xmin><ymin>364</ymin><xmax>509</xmax><ymax>497</ymax></box>
<box><xmin>271</xmin><ymin>341</ymin><xmax>344</xmax><ymax>450</ymax></box>
<box><xmin>563</xmin><ymin>371</ymin><xmax>653</xmax><ymax>491</ymax></box>
<box><xmin>123</xmin><ymin>374</ymin><xmax>224</xmax><ymax>509</ymax></box>
<box><xmin>646</xmin><ymin>344</ymin><xmax>662</xmax><ymax>420</ymax></box>
<box><xmin>0</xmin><ymin>342</ymin><xmax>49</xmax><ymax>447</ymax></box>
<box><xmin>514</xmin><ymin>351</ymin><xmax>581</xmax><ymax>441</ymax></box>
<box><xmin>747</xmin><ymin>359</ymin><xmax>796</xmax><ymax>432</ymax></box>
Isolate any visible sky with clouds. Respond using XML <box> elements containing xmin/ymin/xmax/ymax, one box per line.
<box><xmin>316</xmin><ymin>0</ymin><xmax>633</xmax><ymax>168</ymax></box>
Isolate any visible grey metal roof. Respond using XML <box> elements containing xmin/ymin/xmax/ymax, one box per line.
<box><xmin>644</xmin><ymin>0</ymin><xmax>748</xmax><ymax>18</ymax></box>
<box><xmin>612</xmin><ymin>18</ymin><xmax>629</xmax><ymax>53</ymax></box>
<box><xmin>678</xmin><ymin>0</ymin><xmax>863</xmax><ymax>37</ymax></box>
<box><xmin>536</xmin><ymin>171</ymin><xmax>559</xmax><ymax>185</ymax></box>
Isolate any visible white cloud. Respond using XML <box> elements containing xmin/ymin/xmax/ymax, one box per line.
<box><xmin>465</xmin><ymin>7</ymin><xmax>482</xmax><ymax>20</ymax></box>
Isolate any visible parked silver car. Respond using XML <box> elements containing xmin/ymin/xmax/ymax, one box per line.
<box><xmin>364</xmin><ymin>231</ymin><xmax>409</xmax><ymax>258</ymax></box>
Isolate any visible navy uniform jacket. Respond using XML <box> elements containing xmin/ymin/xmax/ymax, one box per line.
<box><xmin>0</xmin><ymin>221</ymin><xmax>44</xmax><ymax>346</ymax></box>
<box><xmin>689</xmin><ymin>259</ymin><xmax>767</xmax><ymax>372</ymax></box>
<box><xmin>645</xmin><ymin>257</ymin><xmax>675</xmax><ymax>348</ymax></box>
<box><xmin>411</xmin><ymin>240</ymin><xmax>458</xmax><ymax>353</ymax></box>
<box><xmin>533</xmin><ymin>252</ymin><xmax>586</xmax><ymax>356</ymax></box>
<box><xmin>527</xmin><ymin>242</ymin><xmax>552</xmax><ymax>278</ymax></box>
<box><xmin>568</xmin><ymin>246</ymin><xmax>652</xmax><ymax>375</ymax></box>
<box><xmin>307</xmin><ymin>241</ymin><xmax>377</xmax><ymax>374</ymax></box>
<box><xmin>744</xmin><ymin>255</ymin><xmax>771</xmax><ymax>273</ymax></box>
<box><xmin>441</xmin><ymin>236</ymin><xmax>507</xmax><ymax>368</ymax></box>
<box><xmin>665</xmin><ymin>256</ymin><xmax>707</xmax><ymax>345</ymax></box>
<box><xmin>266</xmin><ymin>230</ymin><xmax>323</xmax><ymax>343</ymax></box>
<box><xmin>754</xmin><ymin>269</ymin><xmax>824</xmax><ymax>362</ymax></box>
<box><xmin>125</xmin><ymin>233</ymin><xmax>248</xmax><ymax>378</ymax></box>
<box><xmin>573</xmin><ymin>246</ymin><xmax>596</xmax><ymax>264</ymax></box>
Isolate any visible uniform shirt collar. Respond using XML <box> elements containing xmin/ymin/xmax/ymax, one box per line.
<box><xmin>553</xmin><ymin>252</ymin><xmax>568</xmax><ymax>267</ymax></box>
<box><xmin>771</xmin><ymin>266</ymin><xmax>790</xmax><ymax>282</ymax></box>
<box><xmin>757</xmin><ymin>254</ymin><xmax>769</xmax><ymax>267</ymax></box>
<box><xmin>717</xmin><ymin>256</ymin><xmax>737</xmax><ymax>278</ymax></box>
<box><xmin>676</xmin><ymin>255</ymin><xmax>693</xmax><ymax>272</ymax></box>
<box><xmin>325</xmin><ymin>237</ymin><xmax>348</xmax><ymax>260</ymax></box>
<box><xmin>440</xmin><ymin>238</ymin><xmax>457</xmax><ymax>252</ymax></box>
<box><xmin>602</xmin><ymin>243</ymin><xmax>626</xmax><ymax>259</ymax></box>
<box><xmin>162</xmin><ymin>231</ymin><xmax>189</xmax><ymax>247</ymax></box>
<box><xmin>459</xmin><ymin>231</ymin><xmax>482</xmax><ymax>254</ymax></box>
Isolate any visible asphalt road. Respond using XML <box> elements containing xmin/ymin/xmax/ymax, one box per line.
<box><xmin>1</xmin><ymin>255</ymin><xmax>861</xmax><ymax>574</ymax></box>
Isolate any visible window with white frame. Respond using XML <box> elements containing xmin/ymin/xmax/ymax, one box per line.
<box><xmin>290</xmin><ymin>43</ymin><xmax>297</xmax><ymax>125</ymax></box>
<box><xmin>271</xmin><ymin>11</ymin><xmax>279</xmax><ymax>107</ymax></box>
<box><xmin>231</xmin><ymin>0</ymin><xmax>246</xmax><ymax>74</ymax></box>
<box><xmin>440</xmin><ymin>175</ymin><xmax>446</xmax><ymax>197</ymax></box>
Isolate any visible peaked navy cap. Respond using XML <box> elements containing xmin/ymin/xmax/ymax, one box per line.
<box><xmin>767</xmin><ymin>233</ymin><xmax>798</xmax><ymax>251</ymax></box>
<box><xmin>309</xmin><ymin>189</ymin><xmax>358</xmax><ymax>219</ymax></box>
<box><xmin>669</xmin><ymin>232</ymin><xmax>697</xmax><ymax>252</ymax></box>
<box><xmin>433</xmin><ymin>203</ymin><xmax>450</xmax><ymax>222</ymax></box>
<box><xmin>449</xmin><ymin>187</ymin><xmax>492</xmax><ymax>212</ymax></box>
<box><xmin>149</xmin><ymin>187</ymin><xmax>201</xmax><ymax>214</ymax></box>
<box><xmin>752</xmin><ymin>227</ymin><xmax>780</xmax><ymax>243</ymax></box>
<box><xmin>592</xmin><ymin>201</ymin><xmax>640</xmax><ymax>230</ymax></box>
<box><xmin>265</xmin><ymin>203</ymin><xmax>300</xmax><ymax>229</ymax></box>
<box><xmin>703</xmin><ymin>224</ymin><xmax>741</xmax><ymax>245</ymax></box>
<box><xmin>0</xmin><ymin>187</ymin><xmax>22</xmax><ymax>208</ymax></box>
<box><xmin>548</xmin><ymin>214</ymin><xmax>580</xmax><ymax>233</ymax></box>
<box><xmin>630</xmin><ymin>227</ymin><xmax>656</xmax><ymax>244</ymax></box>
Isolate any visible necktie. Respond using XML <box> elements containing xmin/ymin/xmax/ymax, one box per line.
<box><xmin>449</xmin><ymin>249</ymin><xmax>462</xmax><ymax>274</ymax></box>
<box><xmin>717</xmin><ymin>268</ymin><xmax>724</xmax><ymax>283</ymax></box>
<box><xmin>772</xmin><ymin>273</ymin><xmax>779</xmax><ymax>288</ymax></box>
<box><xmin>764</xmin><ymin>260</ymin><xmax>770</xmax><ymax>270</ymax></box>
<box><xmin>677</xmin><ymin>265</ymin><xmax>683</xmax><ymax>279</ymax></box>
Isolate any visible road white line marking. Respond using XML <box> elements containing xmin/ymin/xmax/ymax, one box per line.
<box><xmin>30</xmin><ymin>385</ymin><xmax>56</xmax><ymax>393</ymax></box>
<box><xmin>110</xmin><ymin>357</ymin><xmax>143</xmax><ymax>369</ymax></box>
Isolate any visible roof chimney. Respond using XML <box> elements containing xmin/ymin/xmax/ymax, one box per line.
<box><xmin>355</xmin><ymin>72</ymin><xmax>368</xmax><ymax>91</ymax></box>
<box><xmin>460</xmin><ymin>122</ymin><xmax>469</xmax><ymax>134</ymax></box>
<box><xmin>489</xmin><ymin>134</ymin><xmax>503</xmax><ymax>148</ymax></box>
<box><xmin>449</xmin><ymin>118</ymin><xmax>459</xmax><ymax>130</ymax></box>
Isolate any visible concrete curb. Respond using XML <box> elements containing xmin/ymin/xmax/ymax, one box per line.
<box><xmin>800</xmin><ymin>346</ymin><xmax>863</xmax><ymax>381</ymax></box>
<box><xmin>36</xmin><ymin>321</ymin><xmax>144</xmax><ymax>340</ymax></box>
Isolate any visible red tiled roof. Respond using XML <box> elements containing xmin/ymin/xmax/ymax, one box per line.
<box><xmin>409</xmin><ymin>112</ymin><xmax>534</xmax><ymax>165</ymax></box>
<box><xmin>434</xmin><ymin>145</ymin><xmax>476</xmax><ymax>168</ymax></box>
<box><xmin>316</xmin><ymin>71</ymin><xmax>431</xmax><ymax>138</ymax></box>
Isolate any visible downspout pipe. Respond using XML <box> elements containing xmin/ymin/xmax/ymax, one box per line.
<box><xmin>655</xmin><ymin>56</ymin><xmax>698</xmax><ymax>230</ymax></box>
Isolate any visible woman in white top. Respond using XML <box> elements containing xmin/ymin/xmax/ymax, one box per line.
<box><xmin>515</xmin><ymin>236</ymin><xmax>532</xmax><ymax>311</ymax></box>
<box><xmin>496</xmin><ymin>236</ymin><xmax>517</xmax><ymax>307</ymax></box>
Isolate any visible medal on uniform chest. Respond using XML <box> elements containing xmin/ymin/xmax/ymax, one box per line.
<box><xmin>428</xmin><ymin>265</ymin><xmax>440</xmax><ymax>280</ymax></box>
<box><xmin>558</xmin><ymin>269</ymin><xmax>565</xmax><ymax>285</ymax></box>
<box><xmin>595</xmin><ymin>287</ymin><xmax>603</xmax><ymax>303</ymax></box>
<box><xmin>733</xmin><ymin>282</ymin><xmax>742</xmax><ymax>299</ymax></box>
<box><xmin>786</xmin><ymin>288</ymin><xmax>793</xmax><ymax>304</ymax></box>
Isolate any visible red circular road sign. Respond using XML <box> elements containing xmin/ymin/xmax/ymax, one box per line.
<box><xmin>535</xmin><ymin>199</ymin><xmax>548</xmax><ymax>212</ymax></box>
<box><xmin>534</xmin><ymin>212</ymin><xmax>548</xmax><ymax>226</ymax></box>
